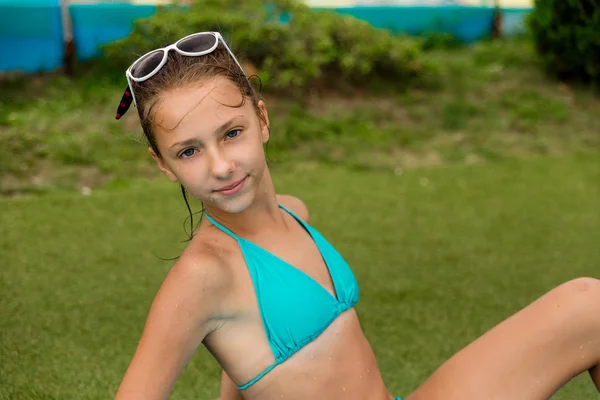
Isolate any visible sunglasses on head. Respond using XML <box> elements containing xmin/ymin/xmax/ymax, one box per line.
<box><xmin>115</xmin><ymin>31</ymin><xmax>245</xmax><ymax>120</ymax></box>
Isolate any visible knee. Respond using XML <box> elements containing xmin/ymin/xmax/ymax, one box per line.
<box><xmin>560</xmin><ymin>277</ymin><xmax>600</xmax><ymax>295</ymax></box>
<box><xmin>553</xmin><ymin>277</ymin><xmax>600</xmax><ymax>317</ymax></box>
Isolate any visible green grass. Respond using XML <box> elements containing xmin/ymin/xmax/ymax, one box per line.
<box><xmin>2</xmin><ymin>39</ymin><xmax>599</xmax><ymax>195</ymax></box>
<box><xmin>2</xmin><ymin>153</ymin><xmax>599</xmax><ymax>399</ymax></box>
<box><xmin>1</xmin><ymin>34</ymin><xmax>599</xmax><ymax>398</ymax></box>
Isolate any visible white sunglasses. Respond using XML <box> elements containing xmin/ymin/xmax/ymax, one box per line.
<box><xmin>116</xmin><ymin>31</ymin><xmax>245</xmax><ymax>120</ymax></box>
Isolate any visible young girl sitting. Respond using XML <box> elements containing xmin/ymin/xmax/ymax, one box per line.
<box><xmin>113</xmin><ymin>32</ymin><xmax>600</xmax><ymax>400</ymax></box>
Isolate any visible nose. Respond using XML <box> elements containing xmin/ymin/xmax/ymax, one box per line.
<box><xmin>208</xmin><ymin>148</ymin><xmax>234</xmax><ymax>179</ymax></box>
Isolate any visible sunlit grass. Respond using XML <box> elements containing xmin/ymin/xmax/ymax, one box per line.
<box><xmin>2</xmin><ymin>153</ymin><xmax>599</xmax><ymax>399</ymax></box>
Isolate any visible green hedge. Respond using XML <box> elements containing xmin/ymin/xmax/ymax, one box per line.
<box><xmin>101</xmin><ymin>0</ymin><xmax>438</xmax><ymax>93</ymax></box>
<box><xmin>527</xmin><ymin>0</ymin><xmax>600</xmax><ymax>86</ymax></box>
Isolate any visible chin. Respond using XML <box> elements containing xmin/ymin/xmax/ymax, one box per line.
<box><xmin>222</xmin><ymin>202</ymin><xmax>250</xmax><ymax>214</ymax></box>
<box><xmin>213</xmin><ymin>189</ymin><xmax>256</xmax><ymax>214</ymax></box>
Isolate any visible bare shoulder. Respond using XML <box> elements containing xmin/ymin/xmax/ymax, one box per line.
<box><xmin>114</xmin><ymin>240</ymin><xmax>234</xmax><ymax>399</ymax></box>
<box><xmin>276</xmin><ymin>194</ymin><xmax>310</xmax><ymax>223</ymax></box>
<box><xmin>173</xmin><ymin>239</ymin><xmax>233</xmax><ymax>293</ymax></box>
<box><xmin>153</xmin><ymin>242</ymin><xmax>233</xmax><ymax>327</ymax></box>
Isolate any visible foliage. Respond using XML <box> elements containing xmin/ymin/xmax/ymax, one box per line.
<box><xmin>527</xmin><ymin>0</ymin><xmax>600</xmax><ymax>86</ymax></box>
<box><xmin>3</xmin><ymin>39</ymin><xmax>600</xmax><ymax>195</ymax></box>
<box><xmin>420</xmin><ymin>32</ymin><xmax>465</xmax><ymax>51</ymax></box>
<box><xmin>101</xmin><ymin>0</ymin><xmax>437</xmax><ymax>93</ymax></box>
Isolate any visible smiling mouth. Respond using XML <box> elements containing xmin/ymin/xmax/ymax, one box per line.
<box><xmin>214</xmin><ymin>176</ymin><xmax>247</xmax><ymax>195</ymax></box>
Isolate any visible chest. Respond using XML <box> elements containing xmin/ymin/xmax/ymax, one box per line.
<box><xmin>246</xmin><ymin>225</ymin><xmax>337</xmax><ymax>299</ymax></box>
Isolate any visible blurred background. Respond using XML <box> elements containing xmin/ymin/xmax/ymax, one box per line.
<box><xmin>1</xmin><ymin>1</ymin><xmax>598</xmax><ymax>399</ymax></box>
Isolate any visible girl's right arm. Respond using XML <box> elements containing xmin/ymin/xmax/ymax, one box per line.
<box><xmin>114</xmin><ymin>252</ymin><xmax>232</xmax><ymax>400</ymax></box>
<box><xmin>219</xmin><ymin>369</ymin><xmax>243</xmax><ymax>400</ymax></box>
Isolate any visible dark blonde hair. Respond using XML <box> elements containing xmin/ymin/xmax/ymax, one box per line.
<box><xmin>132</xmin><ymin>43</ymin><xmax>264</xmax><ymax>158</ymax></box>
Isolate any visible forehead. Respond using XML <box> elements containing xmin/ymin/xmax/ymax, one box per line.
<box><xmin>152</xmin><ymin>76</ymin><xmax>249</xmax><ymax>135</ymax></box>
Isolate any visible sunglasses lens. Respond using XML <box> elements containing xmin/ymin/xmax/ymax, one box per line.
<box><xmin>176</xmin><ymin>33</ymin><xmax>217</xmax><ymax>53</ymax></box>
<box><xmin>131</xmin><ymin>50</ymin><xmax>164</xmax><ymax>79</ymax></box>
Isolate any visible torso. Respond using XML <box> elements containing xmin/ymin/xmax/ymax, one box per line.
<box><xmin>192</xmin><ymin>201</ymin><xmax>394</xmax><ymax>400</ymax></box>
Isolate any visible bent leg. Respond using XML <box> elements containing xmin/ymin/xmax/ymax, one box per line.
<box><xmin>406</xmin><ymin>278</ymin><xmax>600</xmax><ymax>400</ymax></box>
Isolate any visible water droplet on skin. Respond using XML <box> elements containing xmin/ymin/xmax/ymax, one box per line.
<box><xmin>310</xmin><ymin>355</ymin><xmax>314</xmax><ymax>360</ymax></box>
<box><xmin>336</xmin><ymin>329</ymin><xmax>340</xmax><ymax>334</ymax></box>
<box><xmin>328</xmin><ymin>357</ymin><xmax>332</xmax><ymax>360</ymax></box>
<box><xmin>341</xmin><ymin>387</ymin><xmax>346</xmax><ymax>392</ymax></box>
<box><xmin>313</xmin><ymin>376</ymin><xmax>316</xmax><ymax>381</ymax></box>
<box><xmin>360</xmin><ymin>375</ymin><xmax>363</xmax><ymax>379</ymax></box>
<box><xmin>580</xmin><ymin>345</ymin><xmax>583</xmax><ymax>350</ymax></box>
<box><xmin>366</xmin><ymin>368</ymin><xmax>370</xmax><ymax>373</ymax></box>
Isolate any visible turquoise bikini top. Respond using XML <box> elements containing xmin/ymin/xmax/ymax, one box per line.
<box><xmin>204</xmin><ymin>204</ymin><xmax>359</xmax><ymax>390</ymax></box>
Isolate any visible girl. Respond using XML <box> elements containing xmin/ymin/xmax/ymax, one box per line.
<box><xmin>113</xmin><ymin>32</ymin><xmax>600</xmax><ymax>400</ymax></box>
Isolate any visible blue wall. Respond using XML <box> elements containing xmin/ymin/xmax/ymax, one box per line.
<box><xmin>69</xmin><ymin>3</ymin><xmax>157</xmax><ymax>60</ymax></box>
<box><xmin>329</xmin><ymin>6</ymin><xmax>495</xmax><ymax>43</ymax></box>
<box><xmin>502</xmin><ymin>8</ymin><xmax>531</xmax><ymax>36</ymax></box>
<box><xmin>0</xmin><ymin>0</ymin><xmax>64</xmax><ymax>73</ymax></box>
<box><xmin>0</xmin><ymin>2</ymin><xmax>532</xmax><ymax>73</ymax></box>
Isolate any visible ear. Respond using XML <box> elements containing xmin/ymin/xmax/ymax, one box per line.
<box><xmin>148</xmin><ymin>147</ymin><xmax>178</xmax><ymax>183</ymax></box>
<box><xmin>257</xmin><ymin>100</ymin><xmax>270</xmax><ymax>144</ymax></box>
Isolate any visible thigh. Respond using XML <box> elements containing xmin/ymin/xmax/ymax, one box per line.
<box><xmin>405</xmin><ymin>278</ymin><xmax>600</xmax><ymax>400</ymax></box>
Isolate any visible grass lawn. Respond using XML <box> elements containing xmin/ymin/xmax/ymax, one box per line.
<box><xmin>2</xmin><ymin>39</ymin><xmax>600</xmax><ymax>195</ymax></box>
<box><xmin>2</xmin><ymin>152</ymin><xmax>599</xmax><ymax>399</ymax></box>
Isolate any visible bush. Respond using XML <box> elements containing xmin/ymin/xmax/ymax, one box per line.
<box><xmin>101</xmin><ymin>0</ymin><xmax>438</xmax><ymax>93</ymax></box>
<box><xmin>527</xmin><ymin>0</ymin><xmax>600</xmax><ymax>86</ymax></box>
<box><xmin>420</xmin><ymin>32</ymin><xmax>464</xmax><ymax>51</ymax></box>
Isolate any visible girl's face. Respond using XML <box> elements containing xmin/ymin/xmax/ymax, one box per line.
<box><xmin>149</xmin><ymin>76</ymin><xmax>270</xmax><ymax>214</ymax></box>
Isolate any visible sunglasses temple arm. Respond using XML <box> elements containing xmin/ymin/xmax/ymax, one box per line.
<box><xmin>219</xmin><ymin>35</ymin><xmax>246</xmax><ymax>76</ymax></box>
<box><xmin>126</xmin><ymin>75</ymin><xmax>140</xmax><ymax>109</ymax></box>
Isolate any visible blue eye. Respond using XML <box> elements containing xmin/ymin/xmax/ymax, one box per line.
<box><xmin>226</xmin><ymin>129</ymin><xmax>240</xmax><ymax>139</ymax></box>
<box><xmin>180</xmin><ymin>148</ymin><xmax>195</xmax><ymax>158</ymax></box>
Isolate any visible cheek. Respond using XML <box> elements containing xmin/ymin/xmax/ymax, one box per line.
<box><xmin>245</xmin><ymin>134</ymin><xmax>267</xmax><ymax>163</ymax></box>
<box><xmin>226</xmin><ymin>137</ymin><xmax>264</xmax><ymax>167</ymax></box>
<box><xmin>182</xmin><ymin>178</ymin><xmax>214</xmax><ymax>202</ymax></box>
<box><xmin>172</xmin><ymin>160</ymin><xmax>209</xmax><ymax>187</ymax></box>
<box><xmin>242</xmin><ymin>148</ymin><xmax>266</xmax><ymax>173</ymax></box>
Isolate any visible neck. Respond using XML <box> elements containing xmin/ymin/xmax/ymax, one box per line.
<box><xmin>203</xmin><ymin>166</ymin><xmax>286</xmax><ymax>236</ymax></box>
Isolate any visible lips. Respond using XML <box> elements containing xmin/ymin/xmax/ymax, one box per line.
<box><xmin>214</xmin><ymin>176</ymin><xmax>247</xmax><ymax>196</ymax></box>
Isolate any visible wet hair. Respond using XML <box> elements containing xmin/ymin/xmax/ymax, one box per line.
<box><xmin>131</xmin><ymin>42</ymin><xmax>266</xmax><ymax>242</ymax></box>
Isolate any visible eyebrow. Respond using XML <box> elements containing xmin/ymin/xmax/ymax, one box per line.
<box><xmin>168</xmin><ymin>115</ymin><xmax>243</xmax><ymax>150</ymax></box>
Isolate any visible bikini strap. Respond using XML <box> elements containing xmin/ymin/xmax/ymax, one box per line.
<box><xmin>205</xmin><ymin>204</ymin><xmax>301</xmax><ymax>240</ymax></box>
<box><xmin>204</xmin><ymin>212</ymin><xmax>240</xmax><ymax>241</ymax></box>
<box><xmin>278</xmin><ymin>203</ymin><xmax>307</xmax><ymax>228</ymax></box>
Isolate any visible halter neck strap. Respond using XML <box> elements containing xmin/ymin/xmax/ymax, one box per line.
<box><xmin>204</xmin><ymin>211</ymin><xmax>239</xmax><ymax>240</ymax></box>
<box><xmin>205</xmin><ymin>204</ymin><xmax>299</xmax><ymax>239</ymax></box>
